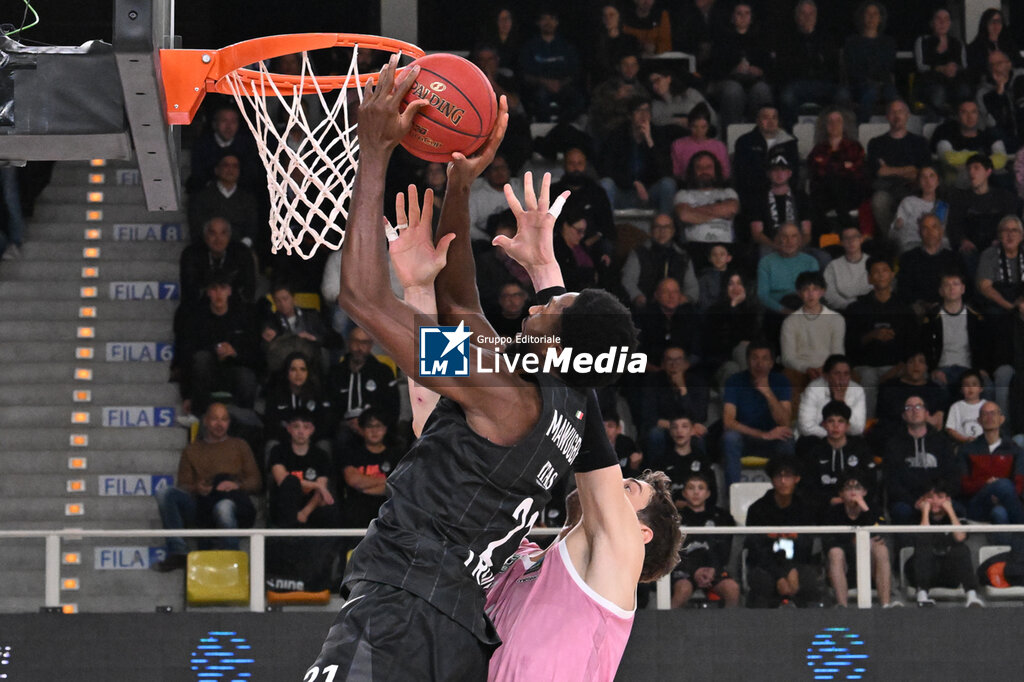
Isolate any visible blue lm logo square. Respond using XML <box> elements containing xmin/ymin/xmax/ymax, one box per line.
<box><xmin>419</xmin><ymin>323</ymin><xmax>471</xmax><ymax>377</ymax></box>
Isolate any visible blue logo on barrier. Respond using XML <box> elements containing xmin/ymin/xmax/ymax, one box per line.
<box><xmin>191</xmin><ymin>631</ymin><xmax>253</xmax><ymax>679</ymax></box>
<box><xmin>806</xmin><ymin>628</ymin><xmax>869</xmax><ymax>680</ymax></box>
<box><xmin>418</xmin><ymin>321</ymin><xmax>472</xmax><ymax>377</ymax></box>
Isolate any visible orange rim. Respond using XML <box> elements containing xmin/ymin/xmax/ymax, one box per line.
<box><xmin>160</xmin><ymin>33</ymin><xmax>425</xmax><ymax>125</ymax></box>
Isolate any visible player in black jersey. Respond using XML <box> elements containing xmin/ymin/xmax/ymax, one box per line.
<box><xmin>306</xmin><ymin>56</ymin><xmax>642</xmax><ymax>681</ymax></box>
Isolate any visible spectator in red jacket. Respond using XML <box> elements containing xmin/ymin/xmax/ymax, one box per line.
<box><xmin>959</xmin><ymin>401</ymin><xmax>1024</xmax><ymax>526</ymax></box>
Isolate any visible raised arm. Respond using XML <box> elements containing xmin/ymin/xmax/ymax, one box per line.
<box><xmin>492</xmin><ymin>171</ymin><xmax>570</xmax><ymax>292</ymax></box>
<box><xmin>432</xmin><ymin>96</ymin><xmax>509</xmax><ymax>342</ymax></box>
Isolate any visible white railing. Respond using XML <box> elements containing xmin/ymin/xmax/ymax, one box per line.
<box><xmin>2</xmin><ymin>524</ymin><xmax>1021</xmax><ymax>612</ymax></box>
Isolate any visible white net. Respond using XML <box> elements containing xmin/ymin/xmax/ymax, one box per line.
<box><xmin>224</xmin><ymin>49</ymin><xmax>365</xmax><ymax>259</ymax></box>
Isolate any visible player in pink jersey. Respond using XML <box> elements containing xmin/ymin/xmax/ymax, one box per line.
<box><xmin>388</xmin><ymin>173</ymin><xmax>682</xmax><ymax>682</ymax></box>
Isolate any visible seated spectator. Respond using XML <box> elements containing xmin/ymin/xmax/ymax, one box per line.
<box><xmin>841</xmin><ymin>1</ymin><xmax>897</xmax><ymax>123</ymax></box>
<box><xmin>920</xmin><ymin>272</ymin><xmax>987</xmax><ymax>395</ymax></box>
<box><xmin>959</xmin><ymin>401</ymin><xmax>1024</xmax><ymax>528</ymax></box>
<box><xmin>883</xmin><ymin>394</ymin><xmax>958</xmax><ymax>525</ymax></box>
<box><xmin>621</xmin><ymin>213</ymin><xmax>698</xmax><ymax>310</ymax></box>
<box><xmin>845</xmin><ymin>257</ymin><xmax>915</xmax><ymax>415</ymax></box>
<box><xmin>604</xmin><ymin>409</ymin><xmax>645</xmax><ymax>479</ymax></box>
<box><xmin>823</xmin><ymin>471</ymin><xmax>892</xmax><ymax>607</ymax></box>
<box><xmin>550</xmin><ymin>147</ymin><xmax>616</xmax><ymax>261</ymax></box>
<box><xmin>671</xmin><ymin>472</ymin><xmax>741</xmax><ymax>608</ymax></box>
<box><xmin>866</xmin><ymin>99</ymin><xmax>931</xmax><ymax>236</ymax></box>
<box><xmin>707</xmin><ymin>2</ymin><xmax>773</xmax><ymax>129</ymax></box>
<box><xmin>672</xmin><ymin>0</ymin><xmax>730</xmax><ymax>75</ymax></box>
<box><xmin>648</xmin><ymin>66</ymin><xmax>716</xmax><ymax>132</ymax></box>
<box><xmin>634</xmin><ymin>277</ymin><xmax>700</xmax><ymax>363</ymax></box>
<box><xmin>965</xmin><ymin>8</ymin><xmax>1022</xmax><ymax>87</ymax></box>
<box><xmin>896</xmin><ymin>214</ymin><xmax>962</xmax><ymax>315</ymax></box>
<box><xmin>481</xmin><ymin>6</ymin><xmax>523</xmax><ymax>83</ymax></box>
<box><xmin>327</xmin><ymin>326</ymin><xmax>400</xmax><ymax>449</ymax></box>
<box><xmin>744</xmin><ymin>456</ymin><xmax>822</xmax><ymax>608</ymax></box>
<box><xmin>186</xmin><ymin>104</ymin><xmax>262</xmax><ymax>195</ymax></box>
<box><xmin>640</xmin><ymin>347</ymin><xmax>710</xmax><ymax>453</ymax></box>
<box><xmin>188</xmin><ymin>153</ymin><xmax>261</xmax><ymax>248</ymax></box>
<box><xmin>591</xmin><ymin>4</ymin><xmax>642</xmax><ymax>85</ymax></box>
<box><xmin>946</xmin><ymin>369</ymin><xmax>987</xmax><ymax>444</ymax></box>
<box><xmin>589</xmin><ymin>51</ymin><xmax>646</xmax><ymax>141</ymax></box>
<box><xmin>780</xmin><ymin>271</ymin><xmax>846</xmax><ymax>394</ymax></box>
<box><xmin>475</xmin><ymin>209</ymin><xmax>533</xmax><ymax>311</ymax></box>
<box><xmin>670</xmin><ymin>103</ymin><xmax>729</xmax><ymax>181</ymax></box>
<box><xmin>777</xmin><ymin>0</ymin><xmax>850</xmax><ymax>130</ymax></box>
<box><xmin>733</xmin><ymin>106</ymin><xmax>799</xmax><ymax>211</ymax></box>
<box><xmin>976</xmin><ymin>50</ymin><xmax>1024</xmax><ymax>153</ymax></box>
<box><xmin>807</xmin><ymin>107</ymin><xmax>869</xmax><ymax>233</ymax></box>
<box><xmin>553</xmin><ymin>207</ymin><xmax>608</xmax><ymax>291</ymax></box>
<box><xmin>748</xmin><ymin>155</ymin><xmax>811</xmax><ymax>254</ymax></box>
<box><xmin>890</xmin><ymin>165</ymin><xmax>949</xmax><ymax>254</ymax></box>
<box><xmin>660</xmin><ymin>413</ymin><xmax>716</xmax><ymax>502</ymax></box>
<box><xmin>907</xmin><ymin>483</ymin><xmax>984</xmax><ymax>607</ymax></box>
<box><xmin>913</xmin><ymin>8</ymin><xmax>970</xmax><ymax>117</ymax></box>
<box><xmin>487</xmin><ymin>281</ymin><xmax>530</xmax><ymax>338</ymax></box>
<box><xmin>518</xmin><ymin>8</ymin><xmax>585</xmax><ymax>122</ymax></box>
<box><xmin>930</xmin><ymin>100</ymin><xmax>1008</xmax><ymax>187</ymax></box>
<box><xmin>267</xmin><ymin>409</ymin><xmax>339</xmax><ymax>528</ymax></box>
<box><xmin>469</xmin><ymin>154</ymin><xmax>522</xmax><ymax>243</ymax></box>
<box><xmin>338</xmin><ymin>409</ymin><xmax>404</xmax><ymax>550</ymax></box>
<box><xmin>471</xmin><ymin>46</ymin><xmax>533</xmax><ymax>173</ymax></box>
<box><xmin>179</xmin><ymin>217</ymin><xmax>256</xmax><ymax>305</ymax></box>
<box><xmin>696</xmin><ymin>244</ymin><xmax>733</xmax><ymax>312</ymax></box>
<box><xmin>797</xmin><ymin>356</ymin><xmax>867</xmax><ymax>441</ymax></box>
<box><xmin>153</xmin><ymin>403</ymin><xmax>261</xmax><ymax>571</ymax></box>
<box><xmin>823</xmin><ymin>227</ymin><xmax>872</xmax><ymax>311</ymax></box>
<box><xmin>263</xmin><ymin>351</ymin><xmax>332</xmax><ymax>454</ymax></box>
<box><xmin>876</xmin><ymin>352</ymin><xmax>949</xmax><ymax>445</ymax></box>
<box><xmin>757</xmin><ymin>223</ymin><xmax>819</xmax><ymax>315</ymax></box>
<box><xmin>802</xmin><ymin>401</ymin><xmax>875</xmax><ymax>509</ymax></box>
<box><xmin>177</xmin><ymin>275</ymin><xmax>260</xmax><ymax>417</ymax></box>
<box><xmin>704</xmin><ymin>269</ymin><xmax>761</xmax><ymax>379</ymax></box>
<box><xmin>673</xmin><ymin>151</ymin><xmax>739</xmax><ymax>261</ymax></box>
<box><xmin>946</xmin><ymin>154</ymin><xmax>1019</xmax><ymax>276</ymax></box>
<box><xmin>597</xmin><ymin>96</ymin><xmax>677</xmax><ymax>214</ymax></box>
<box><xmin>721</xmin><ymin>340</ymin><xmax>794</xmax><ymax>487</ymax></box>
<box><xmin>261</xmin><ymin>282</ymin><xmax>326</xmax><ymax>374</ymax></box>
<box><xmin>975</xmin><ymin>214</ymin><xmax>1024</xmax><ymax>412</ymax></box>
<box><xmin>620</xmin><ymin>0</ymin><xmax>672</xmax><ymax>55</ymax></box>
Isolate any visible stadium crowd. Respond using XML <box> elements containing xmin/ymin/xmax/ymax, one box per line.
<box><xmin>10</xmin><ymin>1</ymin><xmax>1018</xmax><ymax>608</ymax></box>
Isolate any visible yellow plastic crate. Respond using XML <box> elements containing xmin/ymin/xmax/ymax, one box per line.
<box><xmin>186</xmin><ymin>550</ymin><xmax>250</xmax><ymax>605</ymax></box>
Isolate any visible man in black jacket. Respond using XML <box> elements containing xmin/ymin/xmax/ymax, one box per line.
<box><xmin>776</xmin><ymin>0</ymin><xmax>850</xmax><ymax>129</ymax></box>
<box><xmin>597</xmin><ymin>96</ymin><xmax>677</xmax><ymax>214</ymax></box>
<box><xmin>732</xmin><ymin>106</ymin><xmax>799</xmax><ymax>209</ymax></box>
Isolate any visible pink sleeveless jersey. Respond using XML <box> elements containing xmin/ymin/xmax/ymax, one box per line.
<box><xmin>484</xmin><ymin>538</ymin><xmax>635</xmax><ymax>681</ymax></box>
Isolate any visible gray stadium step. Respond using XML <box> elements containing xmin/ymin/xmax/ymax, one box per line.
<box><xmin>0</xmin><ymin>259</ymin><xmax>179</xmax><ymax>281</ymax></box>
<box><xmin>20</xmin><ymin>240</ymin><xmax>184</xmax><ymax>261</ymax></box>
<box><xmin>37</xmin><ymin>184</ymin><xmax>151</xmax><ymax>204</ymax></box>
<box><xmin>2</xmin><ymin>496</ymin><xmax>165</xmax><ymax>523</ymax></box>
<box><xmin>0</xmin><ymin>342</ymin><xmax>174</xmax><ymax>364</ymax></box>
<box><xmin>0</xmin><ymin>383</ymin><xmax>179</xmax><ymax>406</ymax></box>
<box><xmin>0</xmin><ymin>539</ymin><xmax>45</xmax><ymax>571</ymax></box>
<box><xmin>0</xmin><ymin>300</ymin><xmax>177</xmax><ymax>322</ymax></box>
<box><xmin>0</xmin><ymin>450</ymin><xmax>181</xmax><ymax>474</ymax></box>
<box><xmin>33</xmin><ymin>203</ymin><xmax>185</xmax><ymax>223</ymax></box>
<box><xmin>24</xmin><ymin>221</ymin><xmax>189</xmax><ymax>243</ymax></box>
<box><xmin>0</xmin><ymin>472</ymin><xmax>176</xmax><ymax>498</ymax></box>
<box><xmin>0</xmin><ymin>405</ymin><xmax>183</xmax><ymax>428</ymax></box>
<box><xmin>0</xmin><ymin>281</ymin><xmax>182</xmax><ymax>301</ymax></box>
<box><xmin>0</xmin><ymin>320</ymin><xmax>173</xmax><ymax>342</ymax></box>
<box><xmin>0</xmin><ymin>362</ymin><xmax>172</xmax><ymax>385</ymax></box>
<box><xmin>2</xmin><ymin>427</ymin><xmax>186</xmax><ymax>451</ymax></box>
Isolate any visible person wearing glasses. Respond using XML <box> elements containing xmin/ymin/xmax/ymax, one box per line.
<box><xmin>883</xmin><ymin>393</ymin><xmax>958</xmax><ymax>526</ymax></box>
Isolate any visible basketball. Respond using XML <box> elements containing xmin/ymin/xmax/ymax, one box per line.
<box><xmin>399</xmin><ymin>53</ymin><xmax>498</xmax><ymax>163</ymax></box>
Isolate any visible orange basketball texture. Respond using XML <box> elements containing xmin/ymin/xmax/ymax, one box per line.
<box><xmin>399</xmin><ymin>53</ymin><xmax>498</xmax><ymax>162</ymax></box>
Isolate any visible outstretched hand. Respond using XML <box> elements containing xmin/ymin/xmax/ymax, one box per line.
<box><xmin>388</xmin><ymin>184</ymin><xmax>456</xmax><ymax>290</ymax></box>
<box><xmin>493</xmin><ymin>171</ymin><xmax>569</xmax><ymax>271</ymax></box>
<box><xmin>447</xmin><ymin>96</ymin><xmax>510</xmax><ymax>190</ymax></box>
<box><xmin>357</xmin><ymin>55</ymin><xmax>429</xmax><ymax>158</ymax></box>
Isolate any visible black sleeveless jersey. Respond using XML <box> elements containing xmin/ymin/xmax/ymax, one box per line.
<box><xmin>342</xmin><ymin>372</ymin><xmax>589</xmax><ymax>642</ymax></box>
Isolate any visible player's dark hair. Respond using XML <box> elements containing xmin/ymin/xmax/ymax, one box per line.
<box><xmin>636</xmin><ymin>470</ymin><xmax>683</xmax><ymax>582</ymax></box>
<box><xmin>821</xmin><ymin>399</ymin><xmax>852</xmax><ymax>422</ymax></box>
<box><xmin>557</xmin><ymin>289</ymin><xmax>639</xmax><ymax>389</ymax></box>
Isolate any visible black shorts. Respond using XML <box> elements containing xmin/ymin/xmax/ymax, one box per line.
<box><xmin>305</xmin><ymin>580</ymin><xmax>495</xmax><ymax>682</ymax></box>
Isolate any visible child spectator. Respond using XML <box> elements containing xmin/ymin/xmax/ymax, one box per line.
<box><xmin>780</xmin><ymin>271</ymin><xmax>845</xmax><ymax>396</ymax></box>
<box><xmin>797</xmin><ymin>355</ymin><xmax>867</xmax><ymax>442</ymax></box>
<box><xmin>945</xmin><ymin>369</ymin><xmax>986</xmax><ymax>444</ymax></box>
<box><xmin>908</xmin><ymin>483</ymin><xmax>984</xmax><ymax>607</ymax></box>
<box><xmin>801</xmin><ymin>400</ymin><xmax>876</xmax><ymax>510</ymax></box>
<box><xmin>671</xmin><ymin>472</ymin><xmax>740</xmax><ymax>608</ymax></box>
<box><xmin>697</xmin><ymin>244</ymin><xmax>732</xmax><ymax>312</ymax></box>
<box><xmin>268</xmin><ymin>409</ymin><xmax>338</xmax><ymax>529</ymax></box>
<box><xmin>749</xmin><ymin>156</ymin><xmax>812</xmax><ymax>255</ymax></box>
<box><xmin>823</xmin><ymin>471</ymin><xmax>893</xmax><ymax>607</ymax></box>
<box><xmin>823</xmin><ymin>227</ymin><xmax>872</xmax><ymax>311</ymax></box>
<box><xmin>660</xmin><ymin>413</ymin><xmax>716</xmax><ymax>506</ymax></box>
<box><xmin>920</xmin><ymin>271</ymin><xmax>987</xmax><ymax>396</ymax></box>
<box><xmin>339</xmin><ymin>409</ymin><xmax>403</xmax><ymax>542</ymax></box>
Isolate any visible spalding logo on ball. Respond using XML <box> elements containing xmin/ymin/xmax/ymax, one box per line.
<box><xmin>400</xmin><ymin>53</ymin><xmax>498</xmax><ymax>163</ymax></box>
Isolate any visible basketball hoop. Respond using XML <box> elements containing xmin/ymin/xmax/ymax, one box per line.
<box><xmin>160</xmin><ymin>34</ymin><xmax>425</xmax><ymax>258</ymax></box>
